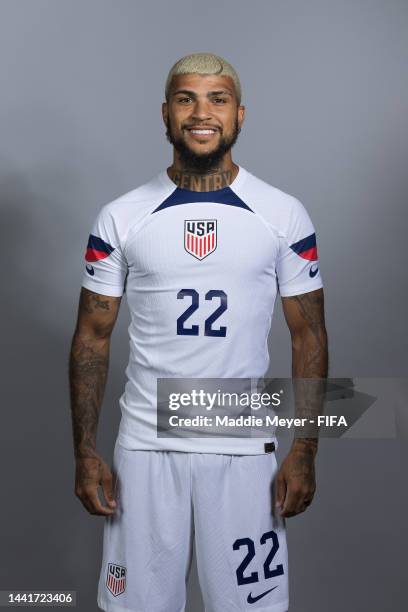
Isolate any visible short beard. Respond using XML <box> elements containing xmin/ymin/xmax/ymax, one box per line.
<box><xmin>166</xmin><ymin>117</ymin><xmax>241</xmax><ymax>174</ymax></box>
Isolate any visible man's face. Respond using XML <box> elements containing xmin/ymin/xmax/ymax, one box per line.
<box><xmin>163</xmin><ymin>73</ymin><xmax>245</xmax><ymax>172</ymax></box>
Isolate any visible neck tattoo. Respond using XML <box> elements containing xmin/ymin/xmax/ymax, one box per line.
<box><xmin>169</xmin><ymin>169</ymin><xmax>234</xmax><ymax>192</ymax></box>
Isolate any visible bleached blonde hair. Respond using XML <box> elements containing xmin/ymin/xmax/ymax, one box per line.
<box><xmin>165</xmin><ymin>52</ymin><xmax>242</xmax><ymax>104</ymax></box>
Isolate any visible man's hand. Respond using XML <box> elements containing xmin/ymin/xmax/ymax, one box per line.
<box><xmin>75</xmin><ymin>453</ymin><xmax>117</xmax><ymax>516</ymax></box>
<box><xmin>275</xmin><ymin>440</ymin><xmax>317</xmax><ymax>518</ymax></box>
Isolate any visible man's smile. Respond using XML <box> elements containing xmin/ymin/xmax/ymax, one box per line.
<box><xmin>185</xmin><ymin>127</ymin><xmax>220</xmax><ymax>141</ymax></box>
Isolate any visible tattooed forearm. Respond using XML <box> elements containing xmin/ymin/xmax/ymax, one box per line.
<box><xmin>168</xmin><ymin>168</ymin><xmax>233</xmax><ymax>191</ymax></box>
<box><xmin>69</xmin><ymin>288</ymin><xmax>121</xmax><ymax>459</ymax></box>
<box><xmin>291</xmin><ymin>436</ymin><xmax>319</xmax><ymax>458</ymax></box>
<box><xmin>282</xmin><ymin>289</ymin><xmax>328</xmax><ymax>451</ymax></box>
<box><xmin>288</xmin><ymin>290</ymin><xmax>328</xmax><ymax>378</ymax></box>
<box><xmin>69</xmin><ymin>334</ymin><xmax>109</xmax><ymax>459</ymax></box>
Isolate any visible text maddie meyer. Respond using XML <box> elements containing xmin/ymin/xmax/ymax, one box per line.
<box><xmin>168</xmin><ymin>415</ymin><xmax>348</xmax><ymax>428</ymax></box>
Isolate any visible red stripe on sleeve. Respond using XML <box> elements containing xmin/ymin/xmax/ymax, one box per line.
<box><xmin>85</xmin><ymin>248</ymin><xmax>110</xmax><ymax>262</ymax></box>
<box><xmin>298</xmin><ymin>246</ymin><xmax>318</xmax><ymax>261</ymax></box>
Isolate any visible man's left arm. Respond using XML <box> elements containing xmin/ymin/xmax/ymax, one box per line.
<box><xmin>275</xmin><ymin>287</ymin><xmax>328</xmax><ymax>518</ymax></box>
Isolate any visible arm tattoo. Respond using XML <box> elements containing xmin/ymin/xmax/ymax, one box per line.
<box><xmin>286</xmin><ymin>290</ymin><xmax>328</xmax><ymax>450</ymax></box>
<box><xmin>69</xmin><ymin>335</ymin><xmax>109</xmax><ymax>459</ymax></box>
<box><xmin>81</xmin><ymin>289</ymin><xmax>111</xmax><ymax>314</ymax></box>
<box><xmin>289</xmin><ymin>291</ymin><xmax>328</xmax><ymax>378</ymax></box>
<box><xmin>69</xmin><ymin>289</ymin><xmax>119</xmax><ymax>459</ymax></box>
<box><xmin>292</xmin><ymin>437</ymin><xmax>319</xmax><ymax>458</ymax></box>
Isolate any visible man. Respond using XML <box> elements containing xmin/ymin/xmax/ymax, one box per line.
<box><xmin>69</xmin><ymin>52</ymin><xmax>328</xmax><ymax>612</ymax></box>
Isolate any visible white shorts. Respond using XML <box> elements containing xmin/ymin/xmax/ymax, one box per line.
<box><xmin>97</xmin><ymin>441</ymin><xmax>289</xmax><ymax>612</ymax></box>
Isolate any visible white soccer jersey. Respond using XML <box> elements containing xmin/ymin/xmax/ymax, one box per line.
<box><xmin>81</xmin><ymin>165</ymin><xmax>323</xmax><ymax>454</ymax></box>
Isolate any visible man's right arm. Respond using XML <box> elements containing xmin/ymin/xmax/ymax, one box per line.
<box><xmin>69</xmin><ymin>287</ymin><xmax>121</xmax><ymax>515</ymax></box>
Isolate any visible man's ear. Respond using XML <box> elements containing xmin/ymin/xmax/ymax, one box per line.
<box><xmin>238</xmin><ymin>104</ymin><xmax>245</xmax><ymax>130</ymax></box>
<box><xmin>162</xmin><ymin>101</ymin><xmax>168</xmax><ymax>127</ymax></box>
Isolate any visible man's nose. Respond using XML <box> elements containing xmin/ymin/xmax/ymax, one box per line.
<box><xmin>191</xmin><ymin>98</ymin><xmax>212</xmax><ymax>120</ymax></box>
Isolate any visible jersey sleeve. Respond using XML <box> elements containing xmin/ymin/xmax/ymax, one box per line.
<box><xmin>276</xmin><ymin>197</ymin><xmax>323</xmax><ymax>297</ymax></box>
<box><xmin>81</xmin><ymin>204</ymin><xmax>128</xmax><ymax>297</ymax></box>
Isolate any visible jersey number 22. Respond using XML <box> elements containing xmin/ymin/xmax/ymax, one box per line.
<box><xmin>177</xmin><ymin>289</ymin><xmax>227</xmax><ymax>337</ymax></box>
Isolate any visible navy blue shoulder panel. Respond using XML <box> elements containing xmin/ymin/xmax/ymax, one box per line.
<box><xmin>152</xmin><ymin>186</ymin><xmax>253</xmax><ymax>214</ymax></box>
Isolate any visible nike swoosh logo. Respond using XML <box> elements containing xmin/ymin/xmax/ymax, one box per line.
<box><xmin>86</xmin><ymin>264</ymin><xmax>95</xmax><ymax>276</ymax></box>
<box><xmin>309</xmin><ymin>265</ymin><xmax>318</xmax><ymax>278</ymax></box>
<box><xmin>247</xmin><ymin>585</ymin><xmax>278</xmax><ymax>604</ymax></box>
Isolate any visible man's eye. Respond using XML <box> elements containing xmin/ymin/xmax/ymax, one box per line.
<box><xmin>177</xmin><ymin>97</ymin><xmax>191</xmax><ymax>103</ymax></box>
<box><xmin>213</xmin><ymin>98</ymin><xmax>227</xmax><ymax>104</ymax></box>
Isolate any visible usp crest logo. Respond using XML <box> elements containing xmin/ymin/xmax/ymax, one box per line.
<box><xmin>106</xmin><ymin>563</ymin><xmax>126</xmax><ymax>596</ymax></box>
<box><xmin>184</xmin><ymin>219</ymin><xmax>217</xmax><ymax>260</ymax></box>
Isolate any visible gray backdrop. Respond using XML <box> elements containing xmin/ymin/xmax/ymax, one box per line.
<box><xmin>1</xmin><ymin>0</ymin><xmax>407</xmax><ymax>610</ymax></box>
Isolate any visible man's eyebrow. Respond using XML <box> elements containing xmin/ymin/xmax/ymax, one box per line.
<box><xmin>208</xmin><ymin>90</ymin><xmax>233</xmax><ymax>96</ymax></box>
<box><xmin>172</xmin><ymin>89</ymin><xmax>233</xmax><ymax>97</ymax></box>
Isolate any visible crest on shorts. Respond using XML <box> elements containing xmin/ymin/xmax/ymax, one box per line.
<box><xmin>184</xmin><ymin>219</ymin><xmax>217</xmax><ymax>260</ymax></box>
<box><xmin>106</xmin><ymin>563</ymin><xmax>126</xmax><ymax>596</ymax></box>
